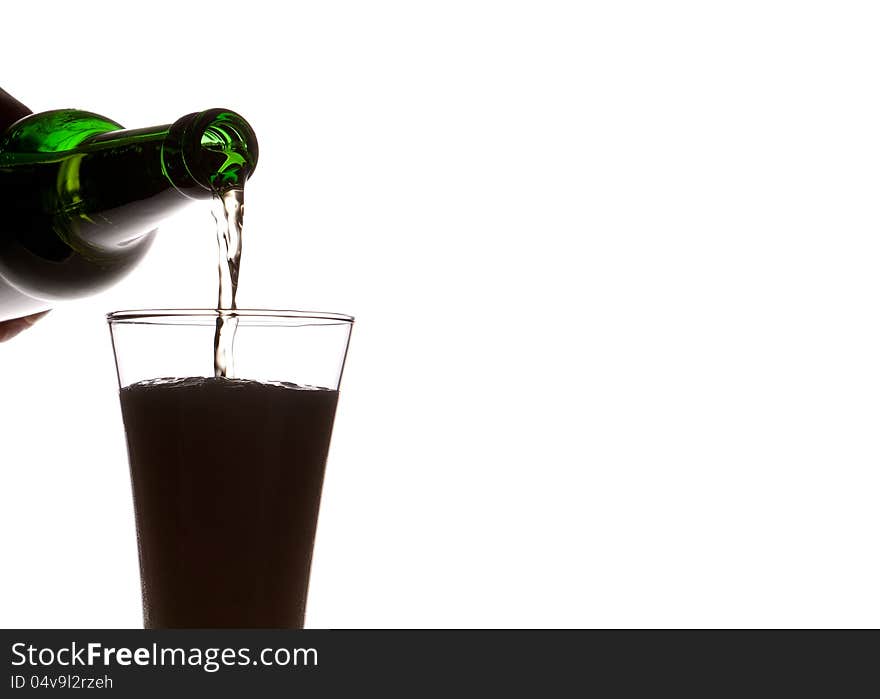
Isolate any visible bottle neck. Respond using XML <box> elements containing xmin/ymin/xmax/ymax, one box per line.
<box><xmin>73</xmin><ymin>108</ymin><xmax>258</xmax><ymax>198</ymax></box>
<box><xmin>83</xmin><ymin>118</ymin><xmax>213</xmax><ymax>202</ymax></box>
<box><xmin>1</xmin><ymin>107</ymin><xmax>258</xmax><ymax>198</ymax></box>
<box><xmin>68</xmin><ymin>110</ymin><xmax>258</xmax><ymax>248</ymax></box>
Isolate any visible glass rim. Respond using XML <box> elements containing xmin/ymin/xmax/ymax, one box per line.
<box><xmin>107</xmin><ymin>308</ymin><xmax>354</xmax><ymax>326</ymax></box>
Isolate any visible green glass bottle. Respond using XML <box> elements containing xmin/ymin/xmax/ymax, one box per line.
<box><xmin>0</xmin><ymin>89</ymin><xmax>258</xmax><ymax>322</ymax></box>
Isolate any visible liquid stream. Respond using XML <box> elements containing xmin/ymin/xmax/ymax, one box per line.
<box><xmin>212</xmin><ymin>187</ymin><xmax>244</xmax><ymax>378</ymax></box>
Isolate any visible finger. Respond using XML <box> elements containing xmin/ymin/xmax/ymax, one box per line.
<box><xmin>0</xmin><ymin>310</ymin><xmax>50</xmax><ymax>343</ymax></box>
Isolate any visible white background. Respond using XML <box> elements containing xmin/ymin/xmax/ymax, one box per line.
<box><xmin>2</xmin><ymin>1</ymin><xmax>880</xmax><ymax>628</ymax></box>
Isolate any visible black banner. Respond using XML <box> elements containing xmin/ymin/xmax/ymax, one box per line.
<box><xmin>1</xmin><ymin>630</ymin><xmax>877</xmax><ymax>695</ymax></box>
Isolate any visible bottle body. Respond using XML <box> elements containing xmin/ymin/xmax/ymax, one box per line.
<box><xmin>0</xmin><ymin>91</ymin><xmax>258</xmax><ymax>322</ymax></box>
<box><xmin>0</xmin><ymin>111</ymin><xmax>167</xmax><ymax>319</ymax></box>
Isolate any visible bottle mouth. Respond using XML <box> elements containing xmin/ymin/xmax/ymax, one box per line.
<box><xmin>164</xmin><ymin>108</ymin><xmax>259</xmax><ymax>195</ymax></box>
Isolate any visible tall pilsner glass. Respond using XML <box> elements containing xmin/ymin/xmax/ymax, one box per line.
<box><xmin>107</xmin><ymin>309</ymin><xmax>353</xmax><ymax>628</ymax></box>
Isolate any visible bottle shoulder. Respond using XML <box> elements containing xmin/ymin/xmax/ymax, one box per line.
<box><xmin>0</xmin><ymin>109</ymin><xmax>122</xmax><ymax>156</ymax></box>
